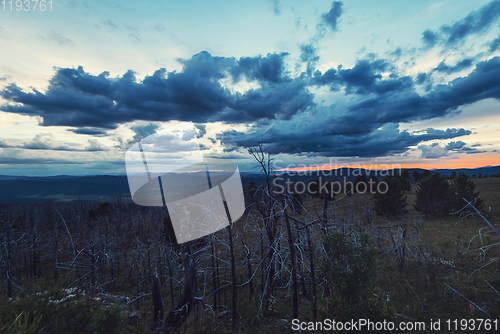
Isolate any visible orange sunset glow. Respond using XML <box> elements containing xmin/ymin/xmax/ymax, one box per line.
<box><xmin>277</xmin><ymin>152</ymin><xmax>500</xmax><ymax>173</ymax></box>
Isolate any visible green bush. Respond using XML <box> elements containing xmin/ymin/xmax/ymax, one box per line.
<box><xmin>0</xmin><ymin>312</ymin><xmax>44</xmax><ymax>334</ymax></box>
<box><xmin>0</xmin><ymin>290</ymin><xmax>125</xmax><ymax>334</ymax></box>
<box><xmin>319</xmin><ymin>232</ymin><xmax>395</xmax><ymax>323</ymax></box>
<box><xmin>415</xmin><ymin>171</ymin><xmax>483</xmax><ymax>217</ymax></box>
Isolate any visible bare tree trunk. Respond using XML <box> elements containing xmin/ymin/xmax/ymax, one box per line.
<box><xmin>296</xmin><ymin>229</ymin><xmax>308</xmax><ymax>297</ymax></box>
<box><xmin>322</xmin><ymin>193</ymin><xmax>328</xmax><ymax>235</ymax></box>
<box><xmin>241</xmin><ymin>236</ymin><xmax>253</xmax><ymax>300</ymax></box>
<box><xmin>212</xmin><ymin>236</ymin><xmax>218</xmax><ymax>310</ymax></box>
<box><xmin>260</xmin><ymin>236</ymin><xmax>265</xmax><ymax>294</ymax></box>
<box><xmin>216</xmin><ymin>239</ymin><xmax>221</xmax><ymax>309</ymax></box>
<box><xmin>283</xmin><ymin>207</ymin><xmax>298</xmax><ymax>319</ymax></box>
<box><xmin>400</xmin><ymin>228</ymin><xmax>407</xmax><ymax>273</ymax></box>
<box><xmin>6</xmin><ymin>222</ymin><xmax>13</xmax><ymax>298</ymax></box>
<box><xmin>162</xmin><ymin>244</ymin><xmax>203</xmax><ymax>330</ymax></box>
<box><xmin>166</xmin><ymin>246</ymin><xmax>175</xmax><ymax>309</ymax></box>
<box><xmin>152</xmin><ymin>273</ymin><xmax>163</xmax><ymax>327</ymax></box>
<box><xmin>306</xmin><ymin>226</ymin><xmax>317</xmax><ymax>319</ymax></box>
<box><xmin>227</xmin><ymin>224</ymin><xmax>238</xmax><ymax>333</ymax></box>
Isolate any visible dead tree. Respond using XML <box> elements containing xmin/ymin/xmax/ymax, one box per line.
<box><xmin>152</xmin><ymin>272</ymin><xmax>164</xmax><ymax>327</ymax></box>
<box><xmin>227</xmin><ymin>223</ymin><xmax>238</xmax><ymax>333</ymax></box>
<box><xmin>248</xmin><ymin>143</ymin><xmax>279</xmax><ymax>313</ymax></box>
<box><xmin>306</xmin><ymin>226</ymin><xmax>317</xmax><ymax>319</ymax></box>
<box><xmin>161</xmin><ymin>244</ymin><xmax>204</xmax><ymax>330</ymax></box>
<box><xmin>241</xmin><ymin>235</ymin><xmax>254</xmax><ymax>300</ymax></box>
<box><xmin>283</xmin><ymin>204</ymin><xmax>298</xmax><ymax>319</ymax></box>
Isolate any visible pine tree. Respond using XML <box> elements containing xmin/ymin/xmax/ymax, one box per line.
<box><xmin>450</xmin><ymin>172</ymin><xmax>483</xmax><ymax>211</ymax></box>
<box><xmin>373</xmin><ymin>175</ymin><xmax>408</xmax><ymax>217</ymax></box>
<box><xmin>415</xmin><ymin>172</ymin><xmax>453</xmax><ymax>217</ymax></box>
<box><xmin>412</xmin><ymin>171</ymin><xmax>420</xmax><ymax>182</ymax></box>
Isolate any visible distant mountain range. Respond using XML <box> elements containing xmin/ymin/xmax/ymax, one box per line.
<box><xmin>0</xmin><ymin>165</ymin><xmax>498</xmax><ymax>203</ymax></box>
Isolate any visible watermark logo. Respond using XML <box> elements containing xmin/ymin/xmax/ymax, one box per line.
<box><xmin>125</xmin><ymin>122</ymin><xmax>245</xmax><ymax>244</ymax></box>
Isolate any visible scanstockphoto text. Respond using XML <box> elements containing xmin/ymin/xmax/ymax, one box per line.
<box><xmin>270</xmin><ymin>159</ymin><xmax>403</xmax><ymax>196</ymax></box>
<box><xmin>273</xmin><ymin>176</ymin><xmax>388</xmax><ymax>195</ymax></box>
<box><xmin>273</xmin><ymin>158</ymin><xmax>402</xmax><ymax>178</ymax></box>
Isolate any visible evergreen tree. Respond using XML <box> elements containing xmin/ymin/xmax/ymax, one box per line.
<box><xmin>412</xmin><ymin>170</ymin><xmax>420</xmax><ymax>182</ymax></box>
<box><xmin>450</xmin><ymin>172</ymin><xmax>483</xmax><ymax>211</ymax></box>
<box><xmin>415</xmin><ymin>172</ymin><xmax>453</xmax><ymax>217</ymax></box>
<box><xmin>354</xmin><ymin>174</ymin><xmax>368</xmax><ymax>193</ymax></box>
<box><xmin>373</xmin><ymin>175</ymin><xmax>408</xmax><ymax>217</ymax></box>
<box><xmin>397</xmin><ymin>175</ymin><xmax>412</xmax><ymax>192</ymax></box>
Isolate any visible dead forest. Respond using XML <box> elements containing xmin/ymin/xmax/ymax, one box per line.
<box><xmin>1</xmin><ymin>147</ymin><xmax>500</xmax><ymax>333</ymax></box>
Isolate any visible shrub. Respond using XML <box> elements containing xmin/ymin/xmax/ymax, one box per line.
<box><xmin>0</xmin><ymin>291</ymin><xmax>125</xmax><ymax>334</ymax></box>
<box><xmin>0</xmin><ymin>312</ymin><xmax>44</xmax><ymax>334</ymax></box>
<box><xmin>319</xmin><ymin>232</ymin><xmax>395</xmax><ymax>322</ymax></box>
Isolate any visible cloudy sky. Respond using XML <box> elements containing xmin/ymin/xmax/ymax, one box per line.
<box><xmin>1</xmin><ymin>0</ymin><xmax>500</xmax><ymax>176</ymax></box>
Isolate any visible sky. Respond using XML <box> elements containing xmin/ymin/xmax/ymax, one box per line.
<box><xmin>1</xmin><ymin>0</ymin><xmax>500</xmax><ymax>176</ymax></box>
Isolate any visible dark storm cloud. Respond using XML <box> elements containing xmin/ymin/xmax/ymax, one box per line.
<box><xmin>422</xmin><ymin>29</ymin><xmax>438</xmax><ymax>48</ymax></box>
<box><xmin>338</xmin><ymin>59</ymin><xmax>413</xmax><ymax>95</ymax></box>
<box><xmin>312</xmin><ymin>58</ymin><xmax>413</xmax><ymax>95</ymax></box>
<box><xmin>0</xmin><ymin>51</ymin><xmax>314</xmax><ymax>129</ymax></box>
<box><xmin>422</xmin><ymin>0</ymin><xmax>500</xmax><ymax>48</ymax></box>
<box><xmin>69</xmin><ymin>128</ymin><xmax>109</xmax><ymax>135</ymax></box>
<box><xmin>445</xmin><ymin>140</ymin><xmax>466</xmax><ymax>150</ymax></box>
<box><xmin>490</xmin><ymin>35</ymin><xmax>500</xmax><ymax>52</ymax></box>
<box><xmin>299</xmin><ymin>43</ymin><xmax>319</xmax><ymax>63</ymax></box>
<box><xmin>416</xmin><ymin>73</ymin><xmax>428</xmax><ymax>85</ymax></box>
<box><xmin>434</xmin><ymin>58</ymin><xmax>473</xmax><ymax>74</ymax></box>
<box><xmin>221</xmin><ymin>124</ymin><xmax>472</xmax><ymax>158</ymax></box>
<box><xmin>130</xmin><ymin>122</ymin><xmax>160</xmax><ymax>141</ymax></box>
<box><xmin>229</xmin><ymin>78</ymin><xmax>313</xmax><ymax>122</ymax></box>
<box><xmin>320</xmin><ymin>1</ymin><xmax>343</xmax><ymax>31</ymax></box>
<box><xmin>312</xmin><ymin>68</ymin><xmax>339</xmax><ymax>89</ymax></box>
<box><xmin>300</xmin><ymin>43</ymin><xmax>320</xmax><ymax>76</ymax></box>
<box><xmin>3</xmin><ymin>48</ymin><xmax>500</xmax><ymax>159</ymax></box>
<box><xmin>231</xmin><ymin>52</ymin><xmax>290</xmax><ymax>83</ymax></box>
<box><xmin>220</xmin><ymin>56</ymin><xmax>500</xmax><ymax>157</ymax></box>
<box><xmin>347</xmin><ymin>57</ymin><xmax>500</xmax><ymax>124</ymax></box>
<box><xmin>444</xmin><ymin>140</ymin><xmax>484</xmax><ymax>154</ymax></box>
